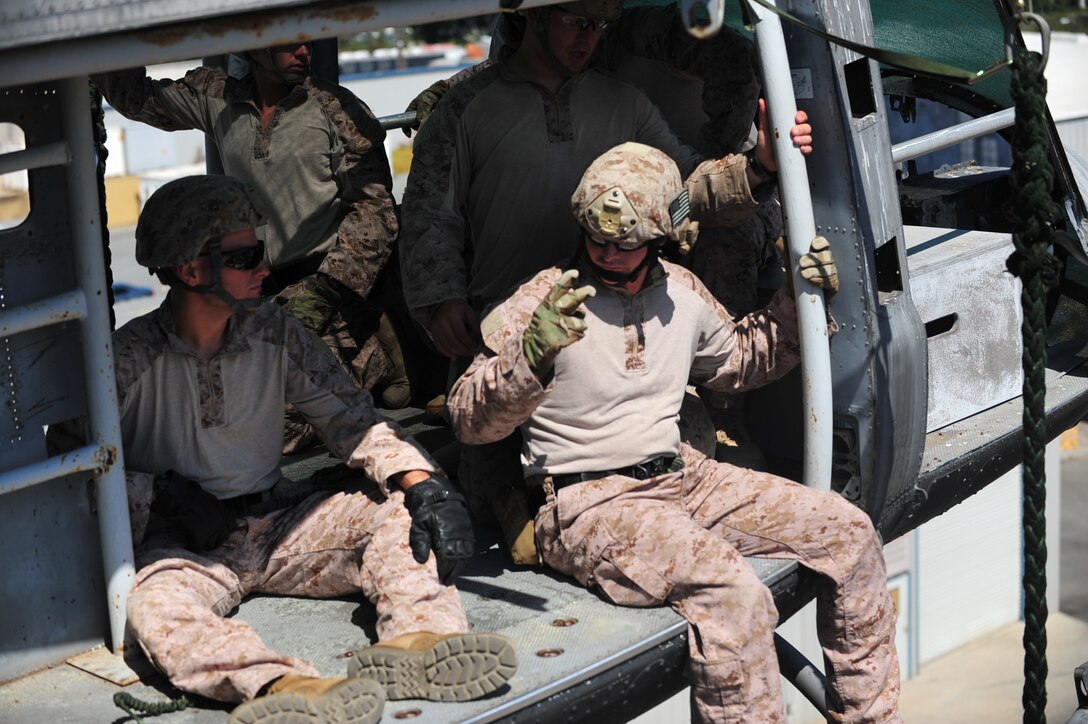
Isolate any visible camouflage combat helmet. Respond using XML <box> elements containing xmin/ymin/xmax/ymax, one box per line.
<box><xmin>554</xmin><ymin>0</ymin><xmax>623</xmax><ymax>21</ymax></box>
<box><xmin>135</xmin><ymin>175</ymin><xmax>265</xmax><ymax>269</ymax></box>
<box><xmin>570</xmin><ymin>142</ymin><xmax>687</xmax><ymax>249</ymax></box>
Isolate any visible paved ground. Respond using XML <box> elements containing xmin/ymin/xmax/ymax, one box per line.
<box><xmin>899</xmin><ymin>423</ymin><xmax>1088</xmax><ymax>723</ymax></box>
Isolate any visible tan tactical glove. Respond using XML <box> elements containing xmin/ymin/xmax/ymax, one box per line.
<box><xmin>522</xmin><ymin>269</ymin><xmax>596</xmax><ymax>378</ymax></box>
<box><xmin>403</xmin><ymin>78</ymin><xmax>450</xmax><ymax>138</ymax></box>
<box><xmin>776</xmin><ymin>235</ymin><xmax>840</xmax><ymax>294</ymax></box>
<box><xmin>799</xmin><ymin>236</ymin><xmax>839</xmax><ymax>293</ymax></box>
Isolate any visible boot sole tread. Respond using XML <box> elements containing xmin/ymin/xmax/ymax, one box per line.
<box><xmin>347</xmin><ymin>633</ymin><xmax>517</xmax><ymax>702</ymax></box>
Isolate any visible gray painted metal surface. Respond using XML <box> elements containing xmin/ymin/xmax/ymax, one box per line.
<box><xmin>904</xmin><ymin>225</ymin><xmax>1022</xmax><ymax>433</ymax></box>
<box><xmin>0</xmin><ymin>81</ymin><xmax>109</xmax><ymax>682</ymax></box>
<box><xmin>0</xmin><ymin>0</ymin><xmax>557</xmax><ymax>90</ymax></box>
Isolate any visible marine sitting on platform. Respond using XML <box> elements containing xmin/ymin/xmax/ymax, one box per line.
<box><xmin>107</xmin><ymin>174</ymin><xmax>516</xmax><ymax>724</ymax></box>
<box><xmin>447</xmin><ymin>142</ymin><xmax>898</xmax><ymax>723</ymax></box>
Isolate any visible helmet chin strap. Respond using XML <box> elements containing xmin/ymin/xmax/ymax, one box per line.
<box><xmin>576</xmin><ymin>234</ymin><xmax>658</xmax><ymax>286</ymax></box>
<box><xmin>173</xmin><ymin>240</ymin><xmax>262</xmax><ymax>313</ymax></box>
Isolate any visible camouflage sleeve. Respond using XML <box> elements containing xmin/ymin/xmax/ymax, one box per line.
<box><xmin>447</xmin><ymin>272</ymin><xmax>559</xmax><ymax>444</ymax></box>
<box><xmin>91</xmin><ymin>66</ymin><xmax>222</xmax><ymax>132</ymax></box>
<box><xmin>447</xmin><ymin>59</ymin><xmax>493</xmax><ymax>86</ymax></box>
<box><xmin>677</xmin><ymin>270</ymin><xmax>803</xmax><ymax>392</ymax></box>
<box><xmin>311</xmin><ymin>83</ymin><xmax>397</xmax><ymax>300</ymax></box>
<box><xmin>684</xmin><ymin>153</ymin><xmax>762</xmax><ymax>227</ymax></box>
<box><xmin>611</xmin><ymin>5</ymin><xmax>760</xmax><ymax>156</ymax></box>
<box><xmin>279</xmin><ymin>308</ymin><xmax>440</xmax><ymax>493</ymax></box>
<box><xmin>399</xmin><ymin>86</ymin><xmax>475</xmax><ymax>326</ymax></box>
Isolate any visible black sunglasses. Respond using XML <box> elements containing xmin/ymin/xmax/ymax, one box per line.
<box><xmin>200</xmin><ymin>239</ymin><xmax>266</xmax><ymax>271</ymax></box>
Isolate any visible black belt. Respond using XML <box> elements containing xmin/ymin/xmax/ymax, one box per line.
<box><xmin>550</xmin><ymin>455</ymin><xmax>684</xmax><ymax>491</ymax></box>
<box><xmin>221</xmin><ymin>489</ymin><xmax>276</xmax><ymax>514</ymax></box>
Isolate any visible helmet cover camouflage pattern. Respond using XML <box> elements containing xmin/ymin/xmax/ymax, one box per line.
<box><xmin>555</xmin><ymin>0</ymin><xmax>623</xmax><ymax>21</ymax></box>
<box><xmin>570</xmin><ymin>142</ymin><xmax>683</xmax><ymax>248</ymax></box>
<box><xmin>135</xmin><ymin>175</ymin><xmax>265</xmax><ymax>269</ymax></box>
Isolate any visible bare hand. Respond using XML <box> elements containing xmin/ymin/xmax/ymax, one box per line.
<box><xmin>754</xmin><ymin>98</ymin><xmax>814</xmax><ymax>174</ymax></box>
<box><xmin>429</xmin><ymin>299</ymin><xmax>480</xmax><ymax>358</ymax></box>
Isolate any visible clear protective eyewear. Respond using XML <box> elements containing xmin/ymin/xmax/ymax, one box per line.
<box><xmin>556</xmin><ymin>12</ymin><xmax>611</xmax><ymax>33</ymax></box>
<box><xmin>583</xmin><ymin>231</ymin><xmax>650</xmax><ymax>254</ymax></box>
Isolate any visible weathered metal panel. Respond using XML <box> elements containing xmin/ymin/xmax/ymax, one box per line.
<box><xmin>0</xmin><ymin>81</ymin><xmax>108</xmax><ymax>682</ymax></box>
<box><xmin>0</xmin><ymin>0</ymin><xmax>287</xmax><ymax>51</ymax></box>
<box><xmin>905</xmin><ymin>226</ymin><xmax>1023</xmax><ymax>433</ymax></box>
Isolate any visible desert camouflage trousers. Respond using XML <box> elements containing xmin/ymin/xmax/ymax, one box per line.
<box><xmin>533</xmin><ymin>450</ymin><xmax>901</xmax><ymax>723</ymax></box>
<box><xmin>128</xmin><ymin>486</ymin><xmax>468</xmax><ymax>703</ymax></box>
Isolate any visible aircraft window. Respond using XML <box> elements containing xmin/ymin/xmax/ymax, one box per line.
<box><xmin>0</xmin><ymin>122</ymin><xmax>29</xmax><ymax>231</ymax></box>
<box><xmin>844</xmin><ymin>57</ymin><xmax>877</xmax><ymax>120</ymax></box>
<box><xmin>886</xmin><ymin>97</ymin><xmax>1012</xmax><ymax>176</ymax></box>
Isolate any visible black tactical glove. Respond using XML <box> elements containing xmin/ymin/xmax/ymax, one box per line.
<box><xmin>402</xmin><ymin>476</ymin><xmax>475</xmax><ymax>585</ymax></box>
<box><xmin>151</xmin><ymin>471</ymin><xmax>236</xmax><ymax>552</ymax></box>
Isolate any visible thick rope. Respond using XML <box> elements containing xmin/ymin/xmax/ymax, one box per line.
<box><xmin>113</xmin><ymin>691</ymin><xmax>191</xmax><ymax>723</ymax></box>
<box><xmin>1005</xmin><ymin>46</ymin><xmax>1061</xmax><ymax>724</ymax></box>
<box><xmin>89</xmin><ymin>80</ymin><xmax>117</xmax><ymax>330</ymax></box>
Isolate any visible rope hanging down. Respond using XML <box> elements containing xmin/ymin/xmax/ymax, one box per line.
<box><xmin>1005</xmin><ymin>41</ymin><xmax>1061</xmax><ymax>724</ymax></box>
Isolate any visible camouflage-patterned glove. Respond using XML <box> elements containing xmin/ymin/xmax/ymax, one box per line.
<box><xmin>522</xmin><ymin>270</ymin><xmax>596</xmax><ymax>378</ymax></box>
<box><xmin>775</xmin><ymin>235</ymin><xmax>840</xmax><ymax>295</ymax></box>
<box><xmin>280</xmin><ymin>275</ymin><xmax>343</xmax><ymax>335</ymax></box>
<box><xmin>403</xmin><ymin>78</ymin><xmax>450</xmax><ymax>138</ymax></box>
<box><xmin>798</xmin><ymin>236</ymin><xmax>839</xmax><ymax>293</ymax></box>
<box><xmin>403</xmin><ymin>476</ymin><xmax>474</xmax><ymax>585</ymax></box>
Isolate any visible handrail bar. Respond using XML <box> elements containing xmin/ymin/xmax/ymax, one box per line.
<box><xmin>0</xmin><ymin>141</ymin><xmax>70</xmax><ymax>176</ymax></box>
<box><xmin>0</xmin><ymin>444</ymin><xmax>111</xmax><ymax>497</ymax></box>
<box><xmin>891</xmin><ymin>107</ymin><xmax>1016</xmax><ymax>164</ymax></box>
<box><xmin>0</xmin><ymin>289</ymin><xmax>86</xmax><ymax>338</ymax></box>
<box><xmin>750</xmin><ymin>0</ymin><xmax>833</xmax><ymax>491</ymax></box>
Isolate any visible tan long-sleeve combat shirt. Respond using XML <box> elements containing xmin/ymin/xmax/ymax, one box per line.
<box><xmin>447</xmin><ymin>260</ymin><xmax>801</xmax><ymax>476</ymax></box>
<box><xmin>114</xmin><ymin>299</ymin><xmax>439</xmax><ymax>500</ymax></box>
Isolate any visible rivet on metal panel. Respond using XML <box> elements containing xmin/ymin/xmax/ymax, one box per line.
<box><xmin>536</xmin><ymin>648</ymin><xmax>565</xmax><ymax>658</ymax></box>
<box><xmin>551</xmin><ymin>618</ymin><xmax>578</xmax><ymax>627</ymax></box>
<box><xmin>393</xmin><ymin>709</ymin><xmax>422</xmax><ymax>719</ymax></box>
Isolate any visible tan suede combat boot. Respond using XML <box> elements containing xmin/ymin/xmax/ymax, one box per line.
<box><xmin>347</xmin><ymin>632</ymin><xmax>517</xmax><ymax>702</ymax></box>
<box><xmin>228</xmin><ymin>675</ymin><xmax>384</xmax><ymax>724</ymax></box>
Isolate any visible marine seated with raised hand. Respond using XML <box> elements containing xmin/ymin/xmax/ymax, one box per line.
<box><xmin>447</xmin><ymin>142</ymin><xmax>899</xmax><ymax>723</ymax></box>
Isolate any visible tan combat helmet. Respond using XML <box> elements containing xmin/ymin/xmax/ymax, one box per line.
<box><xmin>135</xmin><ymin>175</ymin><xmax>265</xmax><ymax>269</ymax></box>
<box><xmin>570</xmin><ymin>142</ymin><xmax>695</xmax><ymax>250</ymax></box>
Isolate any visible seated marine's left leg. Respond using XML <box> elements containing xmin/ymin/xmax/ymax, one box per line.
<box><xmin>254</xmin><ymin>486</ymin><xmax>517</xmax><ymax>702</ymax></box>
<box><xmin>681</xmin><ymin>457</ymin><xmax>901</xmax><ymax>723</ymax></box>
